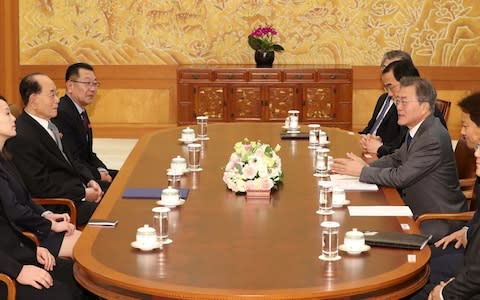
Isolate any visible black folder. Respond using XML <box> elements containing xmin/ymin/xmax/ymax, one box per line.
<box><xmin>364</xmin><ymin>232</ymin><xmax>432</xmax><ymax>250</ymax></box>
<box><xmin>280</xmin><ymin>132</ymin><xmax>309</xmax><ymax>139</ymax></box>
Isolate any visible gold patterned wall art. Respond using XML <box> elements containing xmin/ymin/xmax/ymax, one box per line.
<box><xmin>20</xmin><ymin>0</ymin><xmax>480</xmax><ymax>66</ymax></box>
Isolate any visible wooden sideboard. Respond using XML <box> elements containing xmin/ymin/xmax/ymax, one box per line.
<box><xmin>177</xmin><ymin>65</ymin><xmax>352</xmax><ymax>129</ymax></box>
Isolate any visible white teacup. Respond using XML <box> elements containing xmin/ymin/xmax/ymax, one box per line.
<box><xmin>170</xmin><ymin>156</ymin><xmax>187</xmax><ymax>173</ymax></box>
<box><xmin>136</xmin><ymin>224</ymin><xmax>157</xmax><ymax>247</ymax></box>
<box><xmin>332</xmin><ymin>187</ymin><xmax>346</xmax><ymax>206</ymax></box>
<box><xmin>161</xmin><ymin>187</ymin><xmax>180</xmax><ymax>204</ymax></box>
<box><xmin>344</xmin><ymin>228</ymin><xmax>365</xmax><ymax>250</ymax></box>
<box><xmin>181</xmin><ymin>127</ymin><xmax>195</xmax><ymax>142</ymax></box>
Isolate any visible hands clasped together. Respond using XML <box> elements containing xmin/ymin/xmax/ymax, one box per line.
<box><xmin>360</xmin><ymin>134</ymin><xmax>382</xmax><ymax>154</ymax></box>
<box><xmin>85</xmin><ymin>179</ymin><xmax>103</xmax><ymax>203</ymax></box>
<box><xmin>17</xmin><ymin>247</ymin><xmax>56</xmax><ymax>289</ymax></box>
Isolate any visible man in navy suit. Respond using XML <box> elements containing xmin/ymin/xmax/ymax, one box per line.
<box><xmin>6</xmin><ymin>73</ymin><xmax>103</xmax><ymax>225</ymax></box>
<box><xmin>53</xmin><ymin>63</ymin><xmax>117</xmax><ymax>191</ymax></box>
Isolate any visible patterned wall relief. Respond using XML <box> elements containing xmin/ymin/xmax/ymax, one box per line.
<box><xmin>20</xmin><ymin>0</ymin><xmax>480</xmax><ymax>65</ymax></box>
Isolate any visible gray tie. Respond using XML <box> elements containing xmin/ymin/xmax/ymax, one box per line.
<box><xmin>48</xmin><ymin>121</ymin><xmax>70</xmax><ymax>163</ymax></box>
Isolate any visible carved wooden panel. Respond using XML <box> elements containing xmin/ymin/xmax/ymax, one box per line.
<box><xmin>267</xmin><ymin>87</ymin><xmax>296</xmax><ymax>120</ymax></box>
<box><xmin>231</xmin><ymin>86</ymin><xmax>262</xmax><ymax>120</ymax></box>
<box><xmin>303</xmin><ymin>86</ymin><xmax>334</xmax><ymax>120</ymax></box>
<box><xmin>195</xmin><ymin>86</ymin><xmax>225</xmax><ymax>120</ymax></box>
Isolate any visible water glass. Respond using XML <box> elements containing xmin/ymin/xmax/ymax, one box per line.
<box><xmin>286</xmin><ymin>110</ymin><xmax>299</xmax><ymax>130</ymax></box>
<box><xmin>314</xmin><ymin>148</ymin><xmax>330</xmax><ymax>177</ymax></box>
<box><xmin>308</xmin><ymin>124</ymin><xmax>320</xmax><ymax>149</ymax></box>
<box><xmin>167</xmin><ymin>169</ymin><xmax>182</xmax><ymax>188</ymax></box>
<box><xmin>196</xmin><ymin>116</ymin><xmax>208</xmax><ymax>140</ymax></box>
<box><xmin>187</xmin><ymin>143</ymin><xmax>202</xmax><ymax>171</ymax></box>
<box><xmin>320</xmin><ymin>221</ymin><xmax>340</xmax><ymax>261</ymax></box>
<box><xmin>332</xmin><ymin>186</ymin><xmax>346</xmax><ymax>207</ymax></box>
<box><xmin>317</xmin><ymin>181</ymin><xmax>333</xmax><ymax>215</ymax></box>
<box><xmin>152</xmin><ymin>207</ymin><xmax>171</xmax><ymax>244</ymax></box>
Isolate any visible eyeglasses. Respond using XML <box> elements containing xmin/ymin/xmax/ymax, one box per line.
<box><xmin>70</xmin><ymin>80</ymin><xmax>101</xmax><ymax>88</ymax></box>
<box><xmin>38</xmin><ymin>90</ymin><xmax>59</xmax><ymax>98</ymax></box>
<box><xmin>393</xmin><ymin>98</ymin><xmax>418</xmax><ymax>106</ymax></box>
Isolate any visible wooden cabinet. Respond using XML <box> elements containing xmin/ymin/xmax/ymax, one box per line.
<box><xmin>177</xmin><ymin>65</ymin><xmax>352</xmax><ymax>129</ymax></box>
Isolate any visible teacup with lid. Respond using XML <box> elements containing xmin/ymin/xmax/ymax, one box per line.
<box><xmin>344</xmin><ymin>228</ymin><xmax>365</xmax><ymax>250</ymax></box>
<box><xmin>181</xmin><ymin>127</ymin><xmax>195</xmax><ymax>142</ymax></box>
<box><xmin>170</xmin><ymin>156</ymin><xmax>187</xmax><ymax>173</ymax></box>
<box><xmin>136</xmin><ymin>224</ymin><xmax>157</xmax><ymax>247</ymax></box>
<box><xmin>161</xmin><ymin>186</ymin><xmax>180</xmax><ymax>204</ymax></box>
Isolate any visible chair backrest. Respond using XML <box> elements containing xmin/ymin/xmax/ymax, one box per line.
<box><xmin>455</xmin><ymin>136</ymin><xmax>477</xmax><ymax>210</ymax></box>
<box><xmin>436</xmin><ymin>99</ymin><xmax>451</xmax><ymax>122</ymax></box>
<box><xmin>455</xmin><ymin>136</ymin><xmax>476</xmax><ymax>180</ymax></box>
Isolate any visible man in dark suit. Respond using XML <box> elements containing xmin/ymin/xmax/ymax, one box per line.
<box><xmin>0</xmin><ymin>199</ymin><xmax>86</xmax><ymax>299</ymax></box>
<box><xmin>360</xmin><ymin>51</ymin><xmax>447</xmax><ymax>157</ymax></box>
<box><xmin>6</xmin><ymin>73</ymin><xmax>103</xmax><ymax>226</ymax></box>
<box><xmin>333</xmin><ymin>77</ymin><xmax>466</xmax><ymax>241</ymax></box>
<box><xmin>53</xmin><ymin>63</ymin><xmax>117</xmax><ymax>191</ymax></box>
<box><xmin>425</xmin><ymin>92</ymin><xmax>480</xmax><ymax>299</ymax></box>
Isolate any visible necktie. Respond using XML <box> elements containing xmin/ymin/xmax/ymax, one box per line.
<box><xmin>81</xmin><ymin>110</ymin><xmax>90</xmax><ymax>130</ymax></box>
<box><xmin>48</xmin><ymin>121</ymin><xmax>70</xmax><ymax>163</ymax></box>
<box><xmin>406</xmin><ymin>133</ymin><xmax>413</xmax><ymax>149</ymax></box>
<box><xmin>369</xmin><ymin>97</ymin><xmax>391</xmax><ymax>134</ymax></box>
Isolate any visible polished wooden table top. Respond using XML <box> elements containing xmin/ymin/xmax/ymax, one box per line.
<box><xmin>74</xmin><ymin>123</ymin><xmax>430</xmax><ymax>299</ymax></box>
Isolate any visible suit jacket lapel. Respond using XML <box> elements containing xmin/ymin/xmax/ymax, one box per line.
<box><xmin>22</xmin><ymin>113</ymin><xmax>70</xmax><ymax>162</ymax></box>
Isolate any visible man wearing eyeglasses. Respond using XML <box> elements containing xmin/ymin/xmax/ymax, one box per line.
<box><xmin>6</xmin><ymin>73</ymin><xmax>103</xmax><ymax>226</ymax></box>
<box><xmin>333</xmin><ymin>77</ymin><xmax>466</xmax><ymax>242</ymax></box>
<box><xmin>53</xmin><ymin>63</ymin><xmax>117</xmax><ymax>191</ymax></box>
<box><xmin>360</xmin><ymin>51</ymin><xmax>446</xmax><ymax>157</ymax></box>
<box><xmin>359</xmin><ymin>50</ymin><xmax>412</xmax><ymax>157</ymax></box>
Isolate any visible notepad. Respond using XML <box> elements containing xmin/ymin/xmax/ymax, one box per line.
<box><xmin>330</xmin><ymin>175</ymin><xmax>379</xmax><ymax>191</ymax></box>
<box><xmin>123</xmin><ymin>188</ymin><xmax>189</xmax><ymax>200</ymax></box>
<box><xmin>348</xmin><ymin>206</ymin><xmax>413</xmax><ymax>217</ymax></box>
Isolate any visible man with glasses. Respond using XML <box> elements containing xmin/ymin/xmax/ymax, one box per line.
<box><xmin>360</xmin><ymin>51</ymin><xmax>446</xmax><ymax>157</ymax></box>
<box><xmin>6</xmin><ymin>73</ymin><xmax>103</xmax><ymax>226</ymax></box>
<box><xmin>53</xmin><ymin>63</ymin><xmax>117</xmax><ymax>191</ymax></box>
<box><xmin>359</xmin><ymin>50</ymin><xmax>413</xmax><ymax>157</ymax></box>
<box><xmin>333</xmin><ymin>77</ymin><xmax>466</xmax><ymax>241</ymax></box>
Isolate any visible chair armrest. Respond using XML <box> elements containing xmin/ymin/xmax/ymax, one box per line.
<box><xmin>459</xmin><ymin>178</ymin><xmax>476</xmax><ymax>189</ymax></box>
<box><xmin>415</xmin><ymin>211</ymin><xmax>474</xmax><ymax>227</ymax></box>
<box><xmin>32</xmin><ymin>198</ymin><xmax>77</xmax><ymax>227</ymax></box>
<box><xmin>21</xmin><ymin>231</ymin><xmax>40</xmax><ymax>246</ymax></box>
<box><xmin>0</xmin><ymin>273</ymin><xmax>16</xmax><ymax>300</ymax></box>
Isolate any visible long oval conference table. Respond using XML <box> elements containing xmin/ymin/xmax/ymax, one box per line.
<box><xmin>73</xmin><ymin>123</ymin><xmax>430</xmax><ymax>299</ymax></box>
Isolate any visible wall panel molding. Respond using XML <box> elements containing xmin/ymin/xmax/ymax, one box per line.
<box><xmin>353</xmin><ymin>66</ymin><xmax>480</xmax><ymax>91</ymax></box>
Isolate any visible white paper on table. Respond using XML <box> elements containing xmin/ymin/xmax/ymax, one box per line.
<box><xmin>330</xmin><ymin>174</ymin><xmax>379</xmax><ymax>191</ymax></box>
<box><xmin>348</xmin><ymin>206</ymin><xmax>413</xmax><ymax>217</ymax></box>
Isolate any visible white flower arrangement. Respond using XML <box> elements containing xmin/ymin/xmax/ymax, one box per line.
<box><xmin>222</xmin><ymin>138</ymin><xmax>283</xmax><ymax>193</ymax></box>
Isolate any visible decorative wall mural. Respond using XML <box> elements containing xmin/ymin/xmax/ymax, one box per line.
<box><xmin>20</xmin><ymin>0</ymin><xmax>480</xmax><ymax>65</ymax></box>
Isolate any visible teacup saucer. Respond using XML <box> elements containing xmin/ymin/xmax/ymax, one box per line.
<box><xmin>332</xmin><ymin>199</ymin><xmax>351</xmax><ymax>208</ymax></box>
<box><xmin>178</xmin><ymin>138</ymin><xmax>197</xmax><ymax>144</ymax></box>
<box><xmin>319</xmin><ymin>140</ymin><xmax>330</xmax><ymax>146</ymax></box>
<box><xmin>338</xmin><ymin>244</ymin><xmax>371</xmax><ymax>255</ymax></box>
<box><xmin>156</xmin><ymin>198</ymin><xmax>185</xmax><ymax>208</ymax></box>
<box><xmin>282</xmin><ymin>125</ymin><xmax>301</xmax><ymax>133</ymax></box>
<box><xmin>131</xmin><ymin>240</ymin><xmax>162</xmax><ymax>251</ymax></box>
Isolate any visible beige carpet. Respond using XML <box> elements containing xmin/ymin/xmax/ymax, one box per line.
<box><xmin>92</xmin><ymin>138</ymin><xmax>138</xmax><ymax>170</ymax></box>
